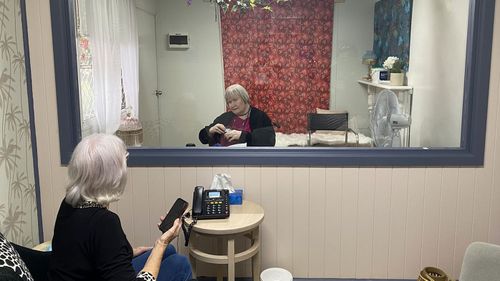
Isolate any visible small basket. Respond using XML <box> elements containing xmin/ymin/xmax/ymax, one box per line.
<box><xmin>116</xmin><ymin>128</ymin><xmax>143</xmax><ymax>147</ymax></box>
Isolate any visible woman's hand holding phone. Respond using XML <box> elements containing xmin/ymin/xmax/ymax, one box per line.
<box><xmin>144</xmin><ymin>218</ymin><xmax>183</xmax><ymax>278</ymax></box>
<box><xmin>158</xmin><ymin>198</ymin><xmax>188</xmax><ymax>232</ymax></box>
<box><xmin>157</xmin><ymin>217</ymin><xmax>181</xmax><ymax>246</ymax></box>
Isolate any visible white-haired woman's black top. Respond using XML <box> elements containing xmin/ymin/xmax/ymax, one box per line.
<box><xmin>48</xmin><ymin>200</ymin><xmax>155</xmax><ymax>281</ymax></box>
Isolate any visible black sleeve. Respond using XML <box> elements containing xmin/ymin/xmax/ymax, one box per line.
<box><xmin>198</xmin><ymin>126</ymin><xmax>217</xmax><ymax>145</ymax></box>
<box><xmin>243</xmin><ymin>110</ymin><xmax>275</xmax><ymax>146</ymax></box>
<box><xmin>244</xmin><ymin>126</ymin><xmax>276</xmax><ymax>146</ymax></box>
<box><xmin>198</xmin><ymin>113</ymin><xmax>230</xmax><ymax>145</ymax></box>
<box><xmin>92</xmin><ymin>212</ymin><xmax>141</xmax><ymax>281</ymax></box>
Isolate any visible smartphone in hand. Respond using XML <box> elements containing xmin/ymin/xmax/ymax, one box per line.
<box><xmin>158</xmin><ymin>198</ymin><xmax>189</xmax><ymax>233</ymax></box>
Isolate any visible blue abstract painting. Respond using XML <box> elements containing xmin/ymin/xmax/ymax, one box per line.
<box><xmin>373</xmin><ymin>0</ymin><xmax>413</xmax><ymax>71</ymax></box>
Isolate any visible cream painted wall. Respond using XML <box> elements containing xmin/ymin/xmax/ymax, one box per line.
<box><xmin>331</xmin><ymin>0</ymin><xmax>375</xmax><ymax>135</ymax></box>
<box><xmin>135</xmin><ymin>0</ymin><xmax>156</xmax><ymax>14</ymax></box>
<box><xmin>408</xmin><ymin>0</ymin><xmax>469</xmax><ymax>147</ymax></box>
<box><xmin>27</xmin><ymin>0</ymin><xmax>500</xmax><ymax>280</ymax></box>
<box><xmin>135</xmin><ymin>0</ymin><xmax>226</xmax><ymax>147</ymax></box>
<box><xmin>155</xmin><ymin>0</ymin><xmax>225</xmax><ymax>147</ymax></box>
<box><xmin>136</xmin><ymin>0</ymin><xmax>161</xmax><ymax>146</ymax></box>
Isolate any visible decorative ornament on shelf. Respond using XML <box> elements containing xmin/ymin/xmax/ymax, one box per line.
<box><xmin>361</xmin><ymin>50</ymin><xmax>377</xmax><ymax>81</ymax></box>
<box><xmin>383</xmin><ymin>56</ymin><xmax>405</xmax><ymax>86</ymax></box>
<box><xmin>116</xmin><ymin>110</ymin><xmax>143</xmax><ymax>147</ymax></box>
<box><xmin>187</xmin><ymin>0</ymin><xmax>291</xmax><ymax>13</ymax></box>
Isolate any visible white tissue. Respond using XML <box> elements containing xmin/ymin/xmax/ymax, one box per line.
<box><xmin>209</xmin><ymin>173</ymin><xmax>235</xmax><ymax>192</ymax></box>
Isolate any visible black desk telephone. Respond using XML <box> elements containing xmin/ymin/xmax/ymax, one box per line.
<box><xmin>180</xmin><ymin>186</ymin><xmax>230</xmax><ymax>246</ymax></box>
<box><xmin>192</xmin><ymin>186</ymin><xmax>230</xmax><ymax>220</ymax></box>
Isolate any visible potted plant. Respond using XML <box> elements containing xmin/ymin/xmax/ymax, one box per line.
<box><xmin>383</xmin><ymin>56</ymin><xmax>405</xmax><ymax>86</ymax></box>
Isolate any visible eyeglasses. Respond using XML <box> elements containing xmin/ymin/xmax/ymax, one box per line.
<box><xmin>125</xmin><ymin>152</ymin><xmax>129</xmax><ymax>160</ymax></box>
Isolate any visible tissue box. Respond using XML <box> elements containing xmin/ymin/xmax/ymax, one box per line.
<box><xmin>229</xmin><ymin>189</ymin><xmax>243</xmax><ymax>205</ymax></box>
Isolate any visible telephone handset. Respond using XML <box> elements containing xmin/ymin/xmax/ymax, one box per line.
<box><xmin>192</xmin><ymin>186</ymin><xmax>230</xmax><ymax>220</ymax></box>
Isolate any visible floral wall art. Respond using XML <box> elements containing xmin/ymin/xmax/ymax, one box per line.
<box><xmin>373</xmin><ymin>0</ymin><xmax>412</xmax><ymax>70</ymax></box>
<box><xmin>0</xmin><ymin>0</ymin><xmax>39</xmax><ymax>246</ymax></box>
<box><xmin>221</xmin><ymin>0</ymin><xmax>334</xmax><ymax>133</ymax></box>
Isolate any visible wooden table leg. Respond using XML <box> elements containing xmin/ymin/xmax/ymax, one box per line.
<box><xmin>228</xmin><ymin>238</ymin><xmax>235</xmax><ymax>281</ymax></box>
<box><xmin>217</xmin><ymin>237</ymin><xmax>224</xmax><ymax>281</ymax></box>
<box><xmin>189</xmin><ymin>254</ymin><xmax>197</xmax><ymax>279</ymax></box>
<box><xmin>252</xmin><ymin>227</ymin><xmax>261</xmax><ymax>281</ymax></box>
<box><xmin>189</xmin><ymin>234</ymin><xmax>197</xmax><ymax>278</ymax></box>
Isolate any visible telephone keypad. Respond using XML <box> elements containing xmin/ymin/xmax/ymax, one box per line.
<box><xmin>195</xmin><ymin>189</ymin><xmax>230</xmax><ymax>220</ymax></box>
<box><xmin>205</xmin><ymin>200</ymin><xmax>228</xmax><ymax>216</ymax></box>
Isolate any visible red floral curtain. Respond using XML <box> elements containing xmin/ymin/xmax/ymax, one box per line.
<box><xmin>221</xmin><ymin>0</ymin><xmax>334</xmax><ymax>133</ymax></box>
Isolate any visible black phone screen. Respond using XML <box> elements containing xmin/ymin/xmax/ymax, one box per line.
<box><xmin>158</xmin><ymin>198</ymin><xmax>188</xmax><ymax>233</ymax></box>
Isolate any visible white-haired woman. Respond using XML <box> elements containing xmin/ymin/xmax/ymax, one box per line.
<box><xmin>48</xmin><ymin>134</ymin><xmax>192</xmax><ymax>281</ymax></box>
<box><xmin>198</xmin><ymin>84</ymin><xmax>275</xmax><ymax>146</ymax></box>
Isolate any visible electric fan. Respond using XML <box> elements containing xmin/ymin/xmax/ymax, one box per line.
<box><xmin>370</xmin><ymin>89</ymin><xmax>411</xmax><ymax>147</ymax></box>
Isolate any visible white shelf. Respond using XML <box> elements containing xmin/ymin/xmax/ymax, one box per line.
<box><xmin>357</xmin><ymin>79</ymin><xmax>413</xmax><ymax>92</ymax></box>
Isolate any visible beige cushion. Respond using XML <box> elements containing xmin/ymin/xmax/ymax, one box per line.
<box><xmin>32</xmin><ymin>241</ymin><xmax>52</xmax><ymax>252</ymax></box>
<box><xmin>315</xmin><ymin>108</ymin><xmax>348</xmax><ymax>114</ymax></box>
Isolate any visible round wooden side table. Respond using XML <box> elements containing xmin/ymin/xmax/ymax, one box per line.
<box><xmin>187</xmin><ymin>200</ymin><xmax>264</xmax><ymax>281</ymax></box>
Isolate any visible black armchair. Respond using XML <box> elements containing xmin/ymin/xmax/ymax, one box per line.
<box><xmin>307</xmin><ymin>112</ymin><xmax>359</xmax><ymax>146</ymax></box>
<box><xmin>12</xmin><ymin>243</ymin><xmax>51</xmax><ymax>281</ymax></box>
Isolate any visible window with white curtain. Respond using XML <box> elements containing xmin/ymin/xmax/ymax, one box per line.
<box><xmin>75</xmin><ymin>0</ymin><xmax>140</xmax><ymax>137</ymax></box>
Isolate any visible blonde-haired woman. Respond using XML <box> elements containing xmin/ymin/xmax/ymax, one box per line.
<box><xmin>199</xmin><ymin>84</ymin><xmax>275</xmax><ymax>146</ymax></box>
<box><xmin>48</xmin><ymin>134</ymin><xmax>192</xmax><ymax>281</ymax></box>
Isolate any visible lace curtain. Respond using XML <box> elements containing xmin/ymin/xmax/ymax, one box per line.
<box><xmin>77</xmin><ymin>0</ymin><xmax>139</xmax><ymax>135</ymax></box>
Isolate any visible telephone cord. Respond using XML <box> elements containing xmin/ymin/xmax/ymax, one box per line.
<box><xmin>182</xmin><ymin>213</ymin><xmax>197</xmax><ymax>247</ymax></box>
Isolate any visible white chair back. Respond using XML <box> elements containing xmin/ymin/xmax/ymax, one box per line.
<box><xmin>460</xmin><ymin>242</ymin><xmax>500</xmax><ymax>281</ymax></box>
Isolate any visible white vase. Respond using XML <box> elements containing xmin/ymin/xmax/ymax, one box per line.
<box><xmin>390</xmin><ymin>73</ymin><xmax>404</xmax><ymax>86</ymax></box>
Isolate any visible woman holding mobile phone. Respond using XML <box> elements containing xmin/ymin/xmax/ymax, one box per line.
<box><xmin>48</xmin><ymin>134</ymin><xmax>192</xmax><ymax>281</ymax></box>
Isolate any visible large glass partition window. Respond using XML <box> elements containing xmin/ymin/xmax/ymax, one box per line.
<box><xmin>49</xmin><ymin>0</ymin><xmax>495</xmax><ymax>166</ymax></box>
